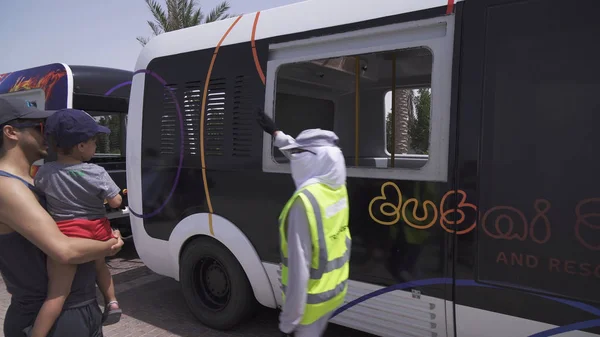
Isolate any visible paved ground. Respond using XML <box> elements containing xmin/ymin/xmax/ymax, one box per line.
<box><xmin>1</xmin><ymin>241</ymin><xmax>374</xmax><ymax>337</ymax></box>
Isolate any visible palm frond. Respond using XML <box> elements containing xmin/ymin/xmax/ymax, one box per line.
<box><xmin>164</xmin><ymin>0</ymin><xmax>181</xmax><ymax>31</ymax></box>
<box><xmin>145</xmin><ymin>0</ymin><xmax>169</xmax><ymax>32</ymax></box>
<box><xmin>181</xmin><ymin>0</ymin><xmax>197</xmax><ymax>27</ymax></box>
<box><xmin>147</xmin><ymin>21</ymin><xmax>163</xmax><ymax>36</ymax></box>
<box><xmin>191</xmin><ymin>7</ymin><xmax>202</xmax><ymax>26</ymax></box>
<box><xmin>175</xmin><ymin>0</ymin><xmax>188</xmax><ymax>28</ymax></box>
<box><xmin>139</xmin><ymin>0</ymin><xmax>230</xmax><ymax>47</ymax></box>
<box><xmin>136</xmin><ymin>36</ymin><xmax>150</xmax><ymax>46</ymax></box>
<box><xmin>184</xmin><ymin>0</ymin><xmax>195</xmax><ymax>18</ymax></box>
<box><xmin>203</xmin><ymin>1</ymin><xmax>231</xmax><ymax>23</ymax></box>
<box><xmin>221</xmin><ymin>13</ymin><xmax>238</xmax><ymax>19</ymax></box>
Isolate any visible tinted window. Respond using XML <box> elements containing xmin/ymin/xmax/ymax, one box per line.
<box><xmin>476</xmin><ymin>0</ymin><xmax>600</xmax><ymax>303</ymax></box>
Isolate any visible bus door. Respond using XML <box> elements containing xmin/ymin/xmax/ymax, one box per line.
<box><xmin>454</xmin><ymin>0</ymin><xmax>600</xmax><ymax>336</ymax></box>
<box><xmin>265</xmin><ymin>13</ymin><xmax>456</xmax><ymax>337</ymax></box>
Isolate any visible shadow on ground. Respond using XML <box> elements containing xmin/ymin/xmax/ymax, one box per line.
<box><xmin>101</xmin><ymin>243</ymin><xmax>375</xmax><ymax>337</ymax></box>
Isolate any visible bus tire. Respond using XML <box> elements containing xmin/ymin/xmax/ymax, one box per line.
<box><xmin>179</xmin><ymin>236</ymin><xmax>256</xmax><ymax>330</ymax></box>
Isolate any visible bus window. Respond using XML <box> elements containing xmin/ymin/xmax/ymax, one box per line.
<box><xmin>384</xmin><ymin>88</ymin><xmax>431</xmax><ymax>158</ymax></box>
<box><xmin>272</xmin><ymin>93</ymin><xmax>335</xmax><ymax>162</ymax></box>
<box><xmin>91</xmin><ymin>112</ymin><xmax>126</xmax><ymax>157</ymax></box>
<box><xmin>270</xmin><ymin>46</ymin><xmax>442</xmax><ymax>179</ymax></box>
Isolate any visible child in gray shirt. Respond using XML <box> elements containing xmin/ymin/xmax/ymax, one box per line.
<box><xmin>29</xmin><ymin>109</ymin><xmax>123</xmax><ymax>337</ymax></box>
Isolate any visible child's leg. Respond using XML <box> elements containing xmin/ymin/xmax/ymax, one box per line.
<box><xmin>95</xmin><ymin>258</ymin><xmax>116</xmax><ymax>303</ymax></box>
<box><xmin>94</xmin><ymin>258</ymin><xmax>122</xmax><ymax>325</ymax></box>
<box><xmin>29</xmin><ymin>258</ymin><xmax>76</xmax><ymax>337</ymax></box>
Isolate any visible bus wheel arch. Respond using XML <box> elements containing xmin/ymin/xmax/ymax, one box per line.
<box><xmin>170</xmin><ymin>213</ymin><xmax>277</xmax><ymax>327</ymax></box>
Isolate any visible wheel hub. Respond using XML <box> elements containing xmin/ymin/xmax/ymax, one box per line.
<box><xmin>206</xmin><ymin>264</ymin><xmax>227</xmax><ymax>296</ymax></box>
<box><xmin>193</xmin><ymin>256</ymin><xmax>232</xmax><ymax>311</ymax></box>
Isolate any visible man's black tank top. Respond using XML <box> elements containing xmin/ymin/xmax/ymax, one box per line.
<box><xmin>0</xmin><ymin>170</ymin><xmax>97</xmax><ymax>315</ymax></box>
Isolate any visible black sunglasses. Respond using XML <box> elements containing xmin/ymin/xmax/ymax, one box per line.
<box><xmin>9</xmin><ymin>122</ymin><xmax>45</xmax><ymax>135</ymax></box>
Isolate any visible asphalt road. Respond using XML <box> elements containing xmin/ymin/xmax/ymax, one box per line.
<box><xmin>1</xmin><ymin>241</ymin><xmax>375</xmax><ymax>337</ymax></box>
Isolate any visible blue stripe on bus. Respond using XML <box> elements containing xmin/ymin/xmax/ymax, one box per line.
<box><xmin>104</xmin><ymin>71</ymin><xmax>184</xmax><ymax>219</ymax></box>
<box><xmin>332</xmin><ymin>278</ymin><xmax>599</xmax><ymax>337</ymax></box>
<box><xmin>529</xmin><ymin>319</ymin><xmax>600</xmax><ymax>337</ymax></box>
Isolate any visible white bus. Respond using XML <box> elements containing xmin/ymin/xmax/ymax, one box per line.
<box><xmin>125</xmin><ymin>0</ymin><xmax>600</xmax><ymax>336</ymax></box>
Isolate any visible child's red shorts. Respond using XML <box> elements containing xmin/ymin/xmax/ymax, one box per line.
<box><xmin>56</xmin><ymin>217</ymin><xmax>115</xmax><ymax>241</ymax></box>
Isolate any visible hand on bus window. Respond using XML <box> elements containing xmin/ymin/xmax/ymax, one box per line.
<box><xmin>255</xmin><ymin>107</ymin><xmax>278</xmax><ymax>136</ymax></box>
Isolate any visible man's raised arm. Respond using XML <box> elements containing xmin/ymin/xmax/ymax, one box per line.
<box><xmin>255</xmin><ymin>107</ymin><xmax>296</xmax><ymax>150</ymax></box>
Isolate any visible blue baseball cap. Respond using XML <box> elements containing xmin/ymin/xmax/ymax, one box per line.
<box><xmin>45</xmin><ymin>108</ymin><xmax>110</xmax><ymax>148</ymax></box>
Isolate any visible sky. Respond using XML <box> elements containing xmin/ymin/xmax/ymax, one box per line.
<box><xmin>0</xmin><ymin>0</ymin><xmax>304</xmax><ymax>74</ymax></box>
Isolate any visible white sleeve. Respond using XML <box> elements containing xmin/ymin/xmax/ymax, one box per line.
<box><xmin>273</xmin><ymin>131</ymin><xmax>296</xmax><ymax>149</ymax></box>
<box><xmin>279</xmin><ymin>198</ymin><xmax>311</xmax><ymax>334</ymax></box>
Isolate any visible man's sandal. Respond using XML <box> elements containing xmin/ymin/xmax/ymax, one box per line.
<box><xmin>102</xmin><ymin>301</ymin><xmax>122</xmax><ymax>326</ymax></box>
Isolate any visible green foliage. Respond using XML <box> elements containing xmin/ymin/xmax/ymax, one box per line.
<box><xmin>386</xmin><ymin>88</ymin><xmax>431</xmax><ymax>155</ymax></box>
<box><xmin>409</xmin><ymin>88</ymin><xmax>431</xmax><ymax>155</ymax></box>
<box><xmin>137</xmin><ymin>0</ymin><xmax>233</xmax><ymax>46</ymax></box>
<box><xmin>97</xmin><ymin>116</ymin><xmax>122</xmax><ymax>155</ymax></box>
<box><xmin>386</xmin><ymin>108</ymin><xmax>393</xmax><ymax>154</ymax></box>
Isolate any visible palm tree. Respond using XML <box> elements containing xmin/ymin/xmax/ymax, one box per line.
<box><xmin>137</xmin><ymin>0</ymin><xmax>233</xmax><ymax>46</ymax></box>
<box><xmin>393</xmin><ymin>89</ymin><xmax>414</xmax><ymax>154</ymax></box>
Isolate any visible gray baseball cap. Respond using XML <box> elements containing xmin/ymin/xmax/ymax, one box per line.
<box><xmin>279</xmin><ymin>129</ymin><xmax>340</xmax><ymax>151</ymax></box>
<box><xmin>0</xmin><ymin>97</ymin><xmax>54</xmax><ymax>125</ymax></box>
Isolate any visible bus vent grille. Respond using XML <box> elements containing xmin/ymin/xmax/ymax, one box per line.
<box><xmin>205</xmin><ymin>78</ymin><xmax>226</xmax><ymax>156</ymax></box>
<box><xmin>160</xmin><ymin>84</ymin><xmax>178</xmax><ymax>155</ymax></box>
<box><xmin>183</xmin><ymin>81</ymin><xmax>202</xmax><ymax>156</ymax></box>
<box><xmin>231</xmin><ymin>75</ymin><xmax>253</xmax><ymax>157</ymax></box>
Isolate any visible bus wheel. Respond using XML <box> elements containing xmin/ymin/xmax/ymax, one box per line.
<box><xmin>179</xmin><ymin>237</ymin><xmax>256</xmax><ymax>330</ymax></box>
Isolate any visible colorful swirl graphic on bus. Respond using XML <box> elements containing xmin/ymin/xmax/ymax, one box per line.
<box><xmin>368</xmin><ymin>181</ymin><xmax>599</xmax><ymax>251</ymax></box>
<box><xmin>104</xmin><ymin>69</ymin><xmax>184</xmax><ymax>220</ymax></box>
<box><xmin>9</xmin><ymin>69</ymin><xmax>66</xmax><ymax>100</ymax></box>
<box><xmin>0</xmin><ymin>64</ymin><xmax>68</xmax><ymax>110</ymax></box>
<box><xmin>0</xmin><ymin>73</ymin><xmax>11</xmax><ymax>86</ymax></box>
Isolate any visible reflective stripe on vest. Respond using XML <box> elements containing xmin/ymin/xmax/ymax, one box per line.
<box><xmin>280</xmin><ymin>190</ymin><xmax>351</xmax><ymax>279</ymax></box>
<box><xmin>282</xmin><ymin>278</ymin><xmax>349</xmax><ymax>304</ymax></box>
<box><xmin>279</xmin><ymin>184</ymin><xmax>351</xmax><ymax>325</ymax></box>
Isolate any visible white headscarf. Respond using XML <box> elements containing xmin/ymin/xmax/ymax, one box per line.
<box><xmin>277</xmin><ymin>129</ymin><xmax>346</xmax><ymax>190</ymax></box>
<box><xmin>290</xmin><ymin>145</ymin><xmax>346</xmax><ymax>190</ymax></box>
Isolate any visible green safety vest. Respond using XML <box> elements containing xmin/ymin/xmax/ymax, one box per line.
<box><xmin>279</xmin><ymin>183</ymin><xmax>351</xmax><ymax>325</ymax></box>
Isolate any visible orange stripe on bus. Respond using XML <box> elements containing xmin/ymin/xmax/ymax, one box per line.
<box><xmin>446</xmin><ymin>0</ymin><xmax>454</xmax><ymax>15</ymax></box>
<box><xmin>251</xmin><ymin>12</ymin><xmax>266</xmax><ymax>85</ymax></box>
<box><xmin>200</xmin><ymin>15</ymin><xmax>244</xmax><ymax>235</ymax></box>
